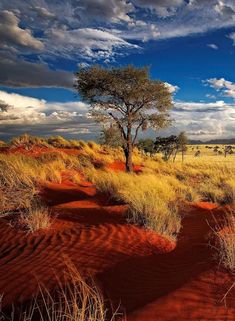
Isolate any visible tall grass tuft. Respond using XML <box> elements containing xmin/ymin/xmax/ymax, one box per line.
<box><xmin>213</xmin><ymin>210</ymin><xmax>235</xmax><ymax>273</ymax></box>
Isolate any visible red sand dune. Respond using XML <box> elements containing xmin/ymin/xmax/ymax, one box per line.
<box><xmin>0</xmin><ymin>174</ymin><xmax>235</xmax><ymax>320</ymax></box>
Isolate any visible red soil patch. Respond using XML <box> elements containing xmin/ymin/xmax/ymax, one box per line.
<box><xmin>1</xmin><ymin>174</ymin><xmax>235</xmax><ymax>320</ymax></box>
<box><xmin>108</xmin><ymin>161</ymin><xmax>143</xmax><ymax>172</ymax></box>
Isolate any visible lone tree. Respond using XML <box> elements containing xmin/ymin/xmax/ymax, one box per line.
<box><xmin>75</xmin><ymin>65</ymin><xmax>173</xmax><ymax>171</ymax></box>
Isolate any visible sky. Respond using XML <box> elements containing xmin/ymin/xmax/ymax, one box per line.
<box><xmin>0</xmin><ymin>0</ymin><xmax>235</xmax><ymax>141</ymax></box>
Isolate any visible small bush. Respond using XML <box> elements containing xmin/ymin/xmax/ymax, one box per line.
<box><xmin>20</xmin><ymin>202</ymin><xmax>51</xmax><ymax>232</ymax></box>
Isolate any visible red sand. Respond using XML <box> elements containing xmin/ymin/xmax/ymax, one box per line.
<box><xmin>108</xmin><ymin>161</ymin><xmax>143</xmax><ymax>173</ymax></box>
<box><xmin>0</xmin><ymin>155</ymin><xmax>235</xmax><ymax>319</ymax></box>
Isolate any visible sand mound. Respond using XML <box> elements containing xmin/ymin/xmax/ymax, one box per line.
<box><xmin>1</xmin><ymin>175</ymin><xmax>235</xmax><ymax>320</ymax></box>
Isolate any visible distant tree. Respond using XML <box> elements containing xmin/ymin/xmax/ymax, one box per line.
<box><xmin>154</xmin><ymin>132</ymin><xmax>188</xmax><ymax>162</ymax></box>
<box><xmin>137</xmin><ymin>138</ymin><xmax>155</xmax><ymax>155</ymax></box>
<box><xmin>194</xmin><ymin>150</ymin><xmax>201</xmax><ymax>157</ymax></box>
<box><xmin>75</xmin><ymin>65</ymin><xmax>172</xmax><ymax>172</ymax></box>
<box><xmin>213</xmin><ymin>145</ymin><xmax>220</xmax><ymax>154</ymax></box>
<box><xmin>224</xmin><ymin>145</ymin><xmax>233</xmax><ymax>157</ymax></box>
<box><xmin>178</xmin><ymin>131</ymin><xmax>188</xmax><ymax>162</ymax></box>
<box><xmin>100</xmin><ymin>124</ymin><xmax>124</xmax><ymax>148</ymax></box>
<box><xmin>154</xmin><ymin>135</ymin><xmax>178</xmax><ymax>161</ymax></box>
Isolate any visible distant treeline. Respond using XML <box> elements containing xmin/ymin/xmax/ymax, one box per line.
<box><xmin>189</xmin><ymin>138</ymin><xmax>235</xmax><ymax>145</ymax></box>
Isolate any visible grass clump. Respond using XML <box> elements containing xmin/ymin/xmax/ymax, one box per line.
<box><xmin>0</xmin><ymin>262</ymin><xmax>119</xmax><ymax>321</ymax></box>
<box><xmin>10</xmin><ymin>134</ymin><xmax>49</xmax><ymax>150</ymax></box>
<box><xmin>88</xmin><ymin>170</ymin><xmax>181</xmax><ymax>239</ymax></box>
<box><xmin>20</xmin><ymin>202</ymin><xmax>51</xmax><ymax>232</ymax></box>
<box><xmin>213</xmin><ymin>210</ymin><xmax>235</xmax><ymax>273</ymax></box>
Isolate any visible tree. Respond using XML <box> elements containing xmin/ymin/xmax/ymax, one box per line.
<box><xmin>154</xmin><ymin>135</ymin><xmax>179</xmax><ymax>161</ymax></box>
<box><xmin>75</xmin><ymin>65</ymin><xmax>173</xmax><ymax>172</ymax></box>
<box><xmin>100</xmin><ymin>124</ymin><xmax>124</xmax><ymax>148</ymax></box>
<box><xmin>154</xmin><ymin>132</ymin><xmax>188</xmax><ymax>162</ymax></box>
<box><xmin>137</xmin><ymin>138</ymin><xmax>155</xmax><ymax>155</ymax></box>
<box><xmin>178</xmin><ymin>131</ymin><xmax>188</xmax><ymax>162</ymax></box>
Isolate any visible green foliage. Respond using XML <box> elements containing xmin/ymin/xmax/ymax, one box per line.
<box><xmin>75</xmin><ymin>65</ymin><xmax>173</xmax><ymax>171</ymax></box>
<box><xmin>137</xmin><ymin>138</ymin><xmax>155</xmax><ymax>155</ymax></box>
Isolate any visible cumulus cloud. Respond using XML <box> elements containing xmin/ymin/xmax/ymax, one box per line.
<box><xmin>164</xmin><ymin>82</ymin><xmax>180</xmax><ymax>94</ymax></box>
<box><xmin>0</xmin><ymin>90</ymin><xmax>90</xmax><ymax>124</ymax></box>
<box><xmin>0</xmin><ymin>89</ymin><xmax>234</xmax><ymax>141</ymax></box>
<box><xmin>76</xmin><ymin>0</ymin><xmax>134</xmax><ymax>23</ymax></box>
<box><xmin>133</xmin><ymin>0</ymin><xmax>184</xmax><ymax>18</ymax></box>
<box><xmin>169</xmin><ymin>99</ymin><xmax>235</xmax><ymax>139</ymax></box>
<box><xmin>205</xmin><ymin>78</ymin><xmax>235</xmax><ymax>98</ymax></box>
<box><xmin>0</xmin><ymin>10</ymin><xmax>44</xmax><ymax>51</ymax></box>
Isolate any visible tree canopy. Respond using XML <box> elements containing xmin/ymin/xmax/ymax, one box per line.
<box><xmin>75</xmin><ymin>65</ymin><xmax>173</xmax><ymax>171</ymax></box>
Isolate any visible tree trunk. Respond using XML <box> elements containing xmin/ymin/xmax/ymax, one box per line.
<box><xmin>124</xmin><ymin>145</ymin><xmax>133</xmax><ymax>172</ymax></box>
<box><xmin>125</xmin><ymin>122</ymin><xmax>133</xmax><ymax>172</ymax></box>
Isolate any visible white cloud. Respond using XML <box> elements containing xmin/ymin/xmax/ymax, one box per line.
<box><xmin>170</xmin><ymin>99</ymin><xmax>235</xmax><ymax>140</ymax></box>
<box><xmin>0</xmin><ymin>90</ymin><xmax>89</xmax><ymax>125</ymax></box>
<box><xmin>164</xmin><ymin>82</ymin><xmax>180</xmax><ymax>94</ymax></box>
<box><xmin>30</xmin><ymin>6</ymin><xmax>55</xmax><ymax>19</ymax></box>
<box><xmin>45</xmin><ymin>27</ymin><xmax>139</xmax><ymax>60</ymax></box>
<box><xmin>133</xmin><ymin>0</ymin><xmax>184</xmax><ymax>18</ymax></box>
<box><xmin>207</xmin><ymin>43</ymin><xmax>218</xmax><ymax>49</ymax></box>
<box><xmin>228</xmin><ymin>32</ymin><xmax>235</xmax><ymax>44</ymax></box>
<box><xmin>205</xmin><ymin>78</ymin><xmax>235</xmax><ymax>98</ymax></box>
<box><xmin>0</xmin><ymin>10</ymin><xmax>44</xmax><ymax>51</ymax></box>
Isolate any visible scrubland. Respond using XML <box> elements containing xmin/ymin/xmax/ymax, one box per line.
<box><xmin>0</xmin><ymin>134</ymin><xmax>235</xmax><ymax>320</ymax></box>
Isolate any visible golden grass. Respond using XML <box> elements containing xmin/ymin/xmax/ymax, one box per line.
<box><xmin>87</xmin><ymin>170</ymin><xmax>181</xmax><ymax>239</ymax></box>
<box><xmin>20</xmin><ymin>203</ymin><xmax>52</xmax><ymax>232</ymax></box>
<box><xmin>0</xmin><ymin>262</ymin><xmax>120</xmax><ymax>321</ymax></box>
<box><xmin>213</xmin><ymin>209</ymin><xmax>235</xmax><ymax>273</ymax></box>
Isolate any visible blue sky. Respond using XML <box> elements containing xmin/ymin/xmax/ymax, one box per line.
<box><xmin>0</xmin><ymin>0</ymin><xmax>235</xmax><ymax>141</ymax></box>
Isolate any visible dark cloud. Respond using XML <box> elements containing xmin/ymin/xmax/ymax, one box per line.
<box><xmin>0</xmin><ymin>10</ymin><xmax>44</xmax><ymax>50</ymax></box>
<box><xmin>0</xmin><ymin>55</ymin><xmax>73</xmax><ymax>88</ymax></box>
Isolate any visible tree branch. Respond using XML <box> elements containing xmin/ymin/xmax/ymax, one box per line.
<box><xmin>109</xmin><ymin>112</ymin><xmax>127</xmax><ymax>141</ymax></box>
<box><xmin>132</xmin><ymin>117</ymin><xmax>146</xmax><ymax>145</ymax></box>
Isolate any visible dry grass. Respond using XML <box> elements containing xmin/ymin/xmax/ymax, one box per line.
<box><xmin>213</xmin><ymin>210</ymin><xmax>235</xmax><ymax>273</ymax></box>
<box><xmin>20</xmin><ymin>203</ymin><xmax>52</xmax><ymax>232</ymax></box>
<box><xmin>0</xmin><ymin>262</ymin><xmax>120</xmax><ymax>321</ymax></box>
<box><xmin>88</xmin><ymin>170</ymin><xmax>181</xmax><ymax>239</ymax></box>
